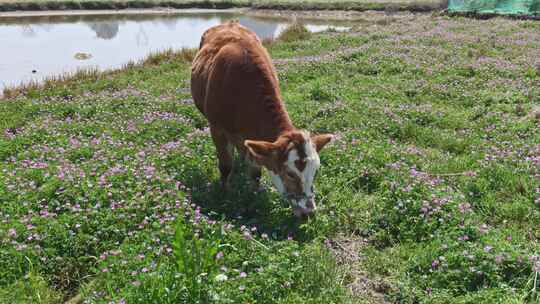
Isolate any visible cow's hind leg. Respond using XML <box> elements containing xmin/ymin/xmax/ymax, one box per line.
<box><xmin>210</xmin><ymin>126</ymin><xmax>234</xmax><ymax>191</ymax></box>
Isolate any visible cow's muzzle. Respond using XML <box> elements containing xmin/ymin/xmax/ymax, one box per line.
<box><xmin>290</xmin><ymin>196</ymin><xmax>316</xmax><ymax>217</ymax></box>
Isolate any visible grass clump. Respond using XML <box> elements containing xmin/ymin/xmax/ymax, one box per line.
<box><xmin>171</xmin><ymin>214</ymin><xmax>221</xmax><ymax>303</ymax></box>
<box><xmin>0</xmin><ymin>272</ymin><xmax>62</xmax><ymax>304</ymax></box>
<box><xmin>141</xmin><ymin>48</ymin><xmax>197</xmax><ymax>66</ymax></box>
<box><xmin>277</xmin><ymin>22</ymin><xmax>312</xmax><ymax>42</ymax></box>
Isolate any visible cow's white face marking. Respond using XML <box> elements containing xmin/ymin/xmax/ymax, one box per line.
<box><xmin>285</xmin><ymin>141</ymin><xmax>320</xmax><ymax>196</ymax></box>
<box><xmin>280</xmin><ymin>132</ymin><xmax>320</xmax><ymax>214</ymax></box>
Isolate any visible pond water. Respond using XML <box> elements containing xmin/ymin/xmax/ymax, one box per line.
<box><xmin>0</xmin><ymin>10</ymin><xmax>349</xmax><ymax>90</ymax></box>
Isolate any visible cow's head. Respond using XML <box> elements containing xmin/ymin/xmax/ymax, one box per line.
<box><xmin>244</xmin><ymin>130</ymin><xmax>333</xmax><ymax>217</ymax></box>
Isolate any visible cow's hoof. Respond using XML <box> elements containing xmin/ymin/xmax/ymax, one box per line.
<box><xmin>221</xmin><ymin>180</ymin><xmax>232</xmax><ymax>192</ymax></box>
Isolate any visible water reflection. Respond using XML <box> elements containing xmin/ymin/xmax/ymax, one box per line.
<box><xmin>5</xmin><ymin>14</ymin><xmax>281</xmax><ymax>41</ymax></box>
<box><xmin>87</xmin><ymin>21</ymin><xmax>119</xmax><ymax>40</ymax></box>
<box><xmin>20</xmin><ymin>24</ymin><xmax>37</xmax><ymax>37</ymax></box>
<box><xmin>237</xmin><ymin>16</ymin><xmax>277</xmax><ymax>40</ymax></box>
<box><xmin>0</xmin><ymin>11</ymin><xmax>349</xmax><ymax>88</ymax></box>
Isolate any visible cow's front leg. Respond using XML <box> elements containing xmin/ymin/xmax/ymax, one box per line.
<box><xmin>210</xmin><ymin>126</ymin><xmax>234</xmax><ymax>191</ymax></box>
<box><xmin>247</xmin><ymin>161</ymin><xmax>264</xmax><ymax>192</ymax></box>
<box><xmin>238</xmin><ymin>143</ymin><xmax>263</xmax><ymax>192</ymax></box>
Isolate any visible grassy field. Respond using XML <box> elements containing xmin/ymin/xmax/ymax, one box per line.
<box><xmin>0</xmin><ymin>0</ymin><xmax>446</xmax><ymax>12</ymax></box>
<box><xmin>1</xmin><ymin>12</ymin><xmax>540</xmax><ymax>304</ymax></box>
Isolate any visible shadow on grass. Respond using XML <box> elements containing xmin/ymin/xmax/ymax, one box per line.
<box><xmin>179</xmin><ymin>158</ymin><xmax>312</xmax><ymax>242</ymax></box>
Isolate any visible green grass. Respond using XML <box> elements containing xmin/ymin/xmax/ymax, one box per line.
<box><xmin>1</xmin><ymin>14</ymin><xmax>540</xmax><ymax>304</ymax></box>
<box><xmin>0</xmin><ymin>0</ymin><xmax>446</xmax><ymax>12</ymax></box>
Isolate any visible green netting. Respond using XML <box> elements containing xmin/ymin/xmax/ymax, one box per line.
<box><xmin>448</xmin><ymin>0</ymin><xmax>540</xmax><ymax>16</ymax></box>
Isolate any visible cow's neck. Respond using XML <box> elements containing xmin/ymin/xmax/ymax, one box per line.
<box><xmin>262</xmin><ymin>95</ymin><xmax>295</xmax><ymax>142</ymax></box>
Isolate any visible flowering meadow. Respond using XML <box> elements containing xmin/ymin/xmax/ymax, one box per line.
<box><xmin>1</xmin><ymin>12</ymin><xmax>539</xmax><ymax>303</ymax></box>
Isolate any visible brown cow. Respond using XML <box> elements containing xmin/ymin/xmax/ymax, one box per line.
<box><xmin>191</xmin><ymin>21</ymin><xmax>333</xmax><ymax>217</ymax></box>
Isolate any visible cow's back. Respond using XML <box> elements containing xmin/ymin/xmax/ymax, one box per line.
<box><xmin>191</xmin><ymin>21</ymin><xmax>292</xmax><ymax>141</ymax></box>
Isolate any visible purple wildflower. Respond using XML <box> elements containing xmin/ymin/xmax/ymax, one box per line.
<box><xmin>7</xmin><ymin>228</ymin><xmax>17</xmax><ymax>237</ymax></box>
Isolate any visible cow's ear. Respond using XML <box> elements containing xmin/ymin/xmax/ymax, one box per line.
<box><xmin>311</xmin><ymin>134</ymin><xmax>334</xmax><ymax>152</ymax></box>
<box><xmin>244</xmin><ymin>140</ymin><xmax>279</xmax><ymax>161</ymax></box>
